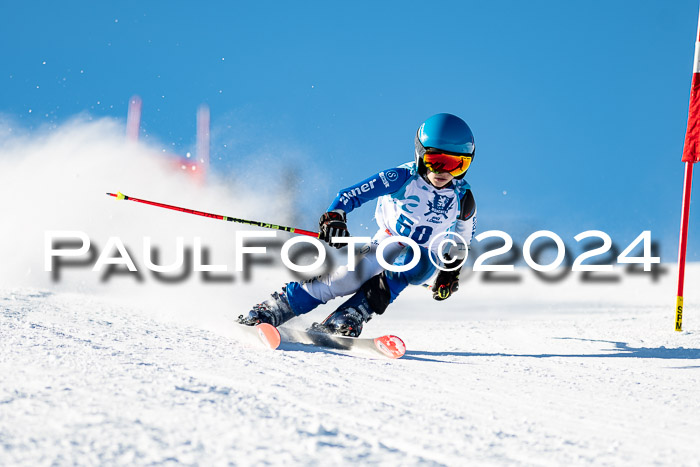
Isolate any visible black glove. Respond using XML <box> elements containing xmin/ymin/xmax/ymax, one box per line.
<box><xmin>319</xmin><ymin>210</ymin><xmax>350</xmax><ymax>248</ymax></box>
<box><xmin>432</xmin><ymin>268</ymin><xmax>461</xmax><ymax>301</ymax></box>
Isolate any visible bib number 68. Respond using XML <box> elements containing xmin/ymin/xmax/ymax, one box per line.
<box><xmin>396</xmin><ymin>214</ymin><xmax>433</xmax><ymax>245</ymax></box>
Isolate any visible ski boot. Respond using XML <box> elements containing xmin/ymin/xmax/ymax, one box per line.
<box><xmin>311</xmin><ymin>290</ymin><xmax>374</xmax><ymax>337</ymax></box>
<box><xmin>238</xmin><ymin>287</ymin><xmax>296</xmax><ymax>327</ymax></box>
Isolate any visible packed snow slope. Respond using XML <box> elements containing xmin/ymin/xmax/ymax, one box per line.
<box><xmin>2</xmin><ymin>118</ymin><xmax>700</xmax><ymax>465</ymax></box>
<box><xmin>2</xmin><ymin>264</ymin><xmax>700</xmax><ymax>466</ymax></box>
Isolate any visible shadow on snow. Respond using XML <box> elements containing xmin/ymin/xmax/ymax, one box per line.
<box><xmin>405</xmin><ymin>337</ymin><xmax>700</xmax><ymax>363</ymax></box>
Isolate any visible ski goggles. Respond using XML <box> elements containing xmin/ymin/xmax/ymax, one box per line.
<box><xmin>423</xmin><ymin>151</ymin><xmax>473</xmax><ymax>177</ymax></box>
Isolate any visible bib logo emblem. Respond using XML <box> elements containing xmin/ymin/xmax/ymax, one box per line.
<box><xmin>425</xmin><ymin>192</ymin><xmax>454</xmax><ymax>223</ymax></box>
<box><xmin>400</xmin><ymin>195</ymin><xmax>420</xmax><ymax>214</ymax></box>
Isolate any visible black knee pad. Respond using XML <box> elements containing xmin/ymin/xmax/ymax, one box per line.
<box><xmin>361</xmin><ymin>272</ymin><xmax>391</xmax><ymax>315</ymax></box>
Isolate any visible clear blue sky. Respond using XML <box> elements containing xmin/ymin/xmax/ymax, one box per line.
<box><xmin>2</xmin><ymin>0</ymin><xmax>700</xmax><ymax>261</ymax></box>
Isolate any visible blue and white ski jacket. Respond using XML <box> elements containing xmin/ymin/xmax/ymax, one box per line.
<box><xmin>327</xmin><ymin>162</ymin><xmax>477</xmax><ymax>252</ymax></box>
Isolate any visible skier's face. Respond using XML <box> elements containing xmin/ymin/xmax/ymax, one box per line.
<box><xmin>426</xmin><ymin>171</ymin><xmax>454</xmax><ymax>188</ymax></box>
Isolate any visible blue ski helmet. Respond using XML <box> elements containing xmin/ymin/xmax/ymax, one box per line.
<box><xmin>415</xmin><ymin>113</ymin><xmax>475</xmax><ymax>180</ymax></box>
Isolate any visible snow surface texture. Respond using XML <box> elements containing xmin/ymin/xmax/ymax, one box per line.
<box><xmin>2</xmin><ymin>267</ymin><xmax>700</xmax><ymax>466</ymax></box>
<box><xmin>2</xmin><ymin>119</ymin><xmax>700</xmax><ymax>465</ymax></box>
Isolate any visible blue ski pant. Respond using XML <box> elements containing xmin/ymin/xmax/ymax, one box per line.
<box><xmin>285</xmin><ymin>230</ymin><xmax>437</xmax><ymax>316</ymax></box>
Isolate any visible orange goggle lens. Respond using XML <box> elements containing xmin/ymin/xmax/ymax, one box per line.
<box><xmin>423</xmin><ymin>152</ymin><xmax>472</xmax><ymax>177</ymax></box>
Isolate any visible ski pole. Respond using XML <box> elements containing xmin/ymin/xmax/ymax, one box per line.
<box><xmin>107</xmin><ymin>191</ymin><xmax>442</xmax><ymax>295</ymax></box>
<box><xmin>106</xmin><ymin>192</ymin><xmax>320</xmax><ymax>238</ymax></box>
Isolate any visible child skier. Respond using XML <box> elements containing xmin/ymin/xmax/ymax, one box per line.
<box><xmin>239</xmin><ymin>113</ymin><xmax>478</xmax><ymax>337</ymax></box>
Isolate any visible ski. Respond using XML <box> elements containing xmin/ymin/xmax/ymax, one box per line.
<box><xmin>233</xmin><ymin>322</ymin><xmax>281</xmax><ymax>349</ymax></box>
<box><xmin>277</xmin><ymin>326</ymin><xmax>406</xmax><ymax>359</ymax></box>
<box><xmin>234</xmin><ymin>321</ymin><xmax>405</xmax><ymax>359</ymax></box>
